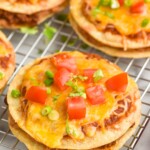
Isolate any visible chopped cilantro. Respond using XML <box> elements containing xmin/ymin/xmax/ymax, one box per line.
<box><xmin>141</xmin><ymin>19</ymin><xmax>149</xmax><ymax>27</ymax></box>
<box><xmin>43</xmin><ymin>24</ymin><xmax>57</xmax><ymax>41</ymax></box>
<box><xmin>20</xmin><ymin>27</ymin><xmax>38</xmax><ymax>35</ymax></box>
<box><xmin>93</xmin><ymin>69</ymin><xmax>104</xmax><ymax>82</ymax></box>
<box><xmin>53</xmin><ymin>95</ymin><xmax>60</xmax><ymax>102</ymax></box>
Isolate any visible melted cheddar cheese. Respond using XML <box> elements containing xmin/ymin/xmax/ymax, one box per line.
<box><xmin>21</xmin><ymin>51</ymin><xmax>137</xmax><ymax>148</ymax></box>
<box><xmin>84</xmin><ymin>0</ymin><xmax>150</xmax><ymax>35</ymax></box>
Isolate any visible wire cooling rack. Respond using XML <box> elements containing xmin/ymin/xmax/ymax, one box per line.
<box><xmin>0</xmin><ymin>12</ymin><xmax>150</xmax><ymax>150</ymax></box>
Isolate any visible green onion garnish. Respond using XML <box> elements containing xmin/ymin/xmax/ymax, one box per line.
<box><xmin>93</xmin><ymin>69</ymin><xmax>104</xmax><ymax>82</ymax></box>
<box><xmin>0</xmin><ymin>72</ymin><xmax>4</xmax><ymax>80</ymax></box>
<box><xmin>97</xmin><ymin>0</ymin><xmax>110</xmax><ymax>7</ymax></box>
<box><xmin>141</xmin><ymin>19</ymin><xmax>149</xmax><ymax>27</ymax></box>
<box><xmin>44</xmin><ymin>78</ymin><xmax>53</xmax><ymax>86</ymax></box>
<box><xmin>45</xmin><ymin>70</ymin><xmax>54</xmax><ymax>79</ymax></box>
<box><xmin>69</xmin><ymin>92</ymin><xmax>87</xmax><ymax>99</ymax></box>
<box><xmin>124</xmin><ymin>0</ymin><xmax>132</xmax><ymax>7</ymax></box>
<box><xmin>20</xmin><ymin>27</ymin><xmax>38</xmax><ymax>35</ymax></box>
<box><xmin>105</xmin><ymin>12</ymin><xmax>115</xmax><ymax>19</ymax></box>
<box><xmin>53</xmin><ymin>95</ymin><xmax>60</xmax><ymax>102</ymax></box>
<box><xmin>46</xmin><ymin>88</ymin><xmax>51</xmax><ymax>94</ymax></box>
<box><xmin>56</xmin><ymin>14</ymin><xmax>68</xmax><ymax>21</ymax></box>
<box><xmin>48</xmin><ymin>110</ymin><xmax>59</xmax><ymax>121</ymax></box>
<box><xmin>11</xmin><ymin>89</ymin><xmax>21</xmax><ymax>98</ymax></box>
<box><xmin>43</xmin><ymin>24</ymin><xmax>57</xmax><ymax>41</ymax></box>
<box><xmin>41</xmin><ymin>106</ymin><xmax>52</xmax><ymax>116</ymax></box>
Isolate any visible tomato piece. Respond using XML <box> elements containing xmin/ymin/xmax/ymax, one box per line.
<box><xmin>25</xmin><ymin>86</ymin><xmax>47</xmax><ymax>104</ymax></box>
<box><xmin>51</xmin><ymin>53</ymin><xmax>77</xmax><ymax>73</ymax></box>
<box><xmin>67</xmin><ymin>97</ymin><xmax>86</xmax><ymax>120</ymax></box>
<box><xmin>86</xmin><ymin>85</ymin><xmax>105</xmax><ymax>105</ymax></box>
<box><xmin>105</xmin><ymin>72</ymin><xmax>128</xmax><ymax>92</ymax></box>
<box><xmin>130</xmin><ymin>2</ymin><xmax>146</xmax><ymax>14</ymax></box>
<box><xmin>83</xmin><ymin>69</ymin><xmax>97</xmax><ymax>82</ymax></box>
<box><xmin>54</xmin><ymin>68</ymin><xmax>71</xmax><ymax>91</ymax></box>
<box><xmin>118</xmin><ymin>0</ymin><xmax>124</xmax><ymax>6</ymax></box>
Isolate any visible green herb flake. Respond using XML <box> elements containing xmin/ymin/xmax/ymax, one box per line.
<box><xmin>45</xmin><ymin>70</ymin><xmax>54</xmax><ymax>79</ymax></box>
<box><xmin>56</xmin><ymin>14</ymin><xmax>68</xmax><ymax>21</ymax></box>
<box><xmin>124</xmin><ymin>0</ymin><xmax>132</xmax><ymax>7</ymax></box>
<box><xmin>43</xmin><ymin>24</ymin><xmax>57</xmax><ymax>41</ymax></box>
<box><xmin>20</xmin><ymin>27</ymin><xmax>38</xmax><ymax>35</ymax></box>
<box><xmin>66</xmin><ymin>81</ymin><xmax>77</xmax><ymax>91</ymax></box>
<box><xmin>11</xmin><ymin>89</ymin><xmax>21</xmax><ymax>98</ymax></box>
<box><xmin>105</xmin><ymin>12</ymin><xmax>115</xmax><ymax>19</ymax></box>
<box><xmin>61</xmin><ymin>35</ymin><xmax>68</xmax><ymax>43</ymax></box>
<box><xmin>53</xmin><ymin>95</ymin><xmax>60</xmax><ymax>102</ymax></box>
<box><xmin>0</xmin><ymin>72</ymin><xmax>4</xmax><ymax>80</ymax></box>
<box><xmin>97</xmin><ymin>0</ymin><xmax>111</xmax><ymax>7</ymax></box>
<box><xmin>81</xmin><ymin>43</ymin><xmax>89</xmax><ymax>49</ymax></box>
<box><xmin>41</xmin><ymin>106</ymin><xmax>52</xmax><ymax>116</ymax></box>
<box><xmin>38</xmin><ymin>49</ymin><xmax>44</xmax><ymax>54</ymax></box>
<box><xmin>92</xmin><ymin>7</ymin><xmax>105</xmax><ymax>17</ymax></box>
<box><xmin>46</xmin><ymin>88</ymin><xmax>51</xmax><ymax>94</ymax></box>
<box><xmin>69</xmin><ymin>92</ymin><xmax>86</xmax><ymax>99</ymax></box>
<box><xmin>44</xmin><ymin>78</ymin><xmax>53</xmax><ymax>86</ymax></box>
<box><xmin>93</xmin><ymin>69</ymin><xmax>104</xmax><ymax>82</ymax></box>
<box><xmin>141</xmin><ymin>19</ymin><xmax>149</xmax><ymax>27</ymax></box>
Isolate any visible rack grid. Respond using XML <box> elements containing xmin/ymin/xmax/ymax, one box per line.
<box><xmin>0</xmin><ymin>12</ymin><xmax>150</xmax><ymax>150</ymax></box>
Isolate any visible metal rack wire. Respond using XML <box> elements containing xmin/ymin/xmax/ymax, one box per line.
<box><xmin>0</xmin><ymin>12</ymin><xmax>150</xmax><ymax>150</ymax></box>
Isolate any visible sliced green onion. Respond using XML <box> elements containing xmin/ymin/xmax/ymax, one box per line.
<box><xmin>141</xmin><ymin>19</ymin><xmax>149</xmax><ymax>27</ymax></box>
<box><xmin>43</xmin><ymin>24</ymin><xmax>57</xmax><ymax>41</ymax></box>
<box><xmin>56</xmin><ymin>14</ymin><xmax>68</xmax><ymax>21</ymax></box>
<box><xmin>66</xmin><ymin>81</ymin><xmax>77</xmax><ymax>91</ymax></box>
<box><xmin>46</xmin><ymin>88</ymin><xmax>51</xmax><ymax>94</ymax></box>
<box><xmin>20</xmin><ymin>27</ymin><xmax>38</xmax><ymax>35</ymax></box>
<box><xmin>44</xmin><ymin>78</ymin><xmax>53</xmax><ymax>86</ymax></box>
<box><xmin>69</xmin><ymin>92</ymin><xmax>86</xmax><ymax>99</ymax></box>
<box><xmin>53</xmin><ymin>95</ymin><xmax>60</xmax><ymax>102</ymax></box>
<box><xmin>105</xmin><ymin>12</ymin><xmax>115</xmax><ymax>19</ymax></box>
<box><xmin>41</xmin><ymin>106</ymin><xmax>52</xmax><ymax>116</ymax></box>
<box><xmin>81</xmin><ymin>43</ymin><xmax>89</xmax><ymax>49</ymax></box>
<box><xmin>38</xmin><ymin>49</ymin><xmax>44</xmax><ymax>54</ymax></box>
<box><xmin>66</xmin><ymin>117</ymin><xmax>71</xmax><ymax>134</ymax></box>
<box><xmin>97</xmin><ymin>0</ymin><xmax>110</xmax><ymax>7</ymax></box>
<box><xmin>93</xmin><ymin>69</ymin><xmax>104</xmax><ymax>82</ymax></box>
<box><xmin>92</xmin><ymin>7</ymin><xmax>105</xmax><ymax>17</ymax></box>
<box><xmin>124</xmin><ymin>0</ymin><xmax>132</xmax><ymax>7</ymax></box>
<box><xmin>0</xmin><ymin>72</ymin><xmax>4</xmax><ymax>80</ymax></box>
<box><xmin>48</xmin><ymin>110</ymin><xmax>59</xmax><ymax>121</ymax></box>
<box><xmin>11</xmin><ymin>89</ymin><xmax>21</xmax><ymax>98</ymax></box>
<box><xmin>45</xmin><ymin>70</ymin><xmax>54</xmax><ymax>79</ymax></box>
<box><xmin>110</xmin><ymin>0</ymin><xmax>120</xmax><ymax>9</ymax></box>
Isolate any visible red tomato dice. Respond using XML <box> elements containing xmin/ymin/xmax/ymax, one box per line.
<box><xmin>25</xmin><ymin>86</ymin><xmax>47</xmax><ymax>104</ymax></box>
<box><xmin>51</xmin><ymin>53</ymin><xmax>77</xmax><ymax>73</ymax></box>
<box><xmin>86</xmin><ymin>85</ymin><xmax>105</xmax><ymax>105</ymax></box>
<box><xmin>130</xmin><ymin>1</ymin><xmax>146</xmax><ymax>14</ymax></box>
<box><xmin>105</xmin><ymin>72</ymin><xmax>128</xmax><ymax>92</ymax></box>
<box><xmin>83</xmin><ymin>69</ymin><xmax>97</xmax><ymax>82</ymax></box>
<box><xmin>54</xmin><ymin>68</ymin><xmax>71</xmax><ymax>91</ymax></box>
<box><xmin>67</xmin><ymin>97</ymin><xmax>86</xmax><ymax>120</ymax></box>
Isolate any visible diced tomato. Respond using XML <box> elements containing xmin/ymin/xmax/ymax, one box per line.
<box><xmin>51</xmin><ymin>53</ymin><xmax>77</xmax><ymax>73</ymax></box>
<box><xmin>83</xmin><ymin>69</ymin><xmax>97</xmax><ymax>82</ymax></box>
<box><xmin>130</xmin><ymin>1</ymin><xmax>146</xmax><ymax>14</ymax></box>
<box><xmin>105</xmin><ymin>72</ymin><xmax>128</xmax><ymax>92</ymax></box>
<box><xmin>25</xmin><ymin>86</ymin><xmax>47</xmax><ymax>104</ymax></box>
<box><xmin>118</xmin><ymin>0</ymin><xmax>124</xmax><ymax>6</ymax></box>
<box><xmin>86</xmin><ymin>85</ymin><xmax>105</xmax><ymax>105</ymax></box>
<box><xmin>54</xmin><ymin>68</ymin><xmax>71</xmax><ymax>91</ymax></box>
<box><xmin>67</xmin><ymin>97</ymin><xmax>86</xmax><ymax>120</ymax></box>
